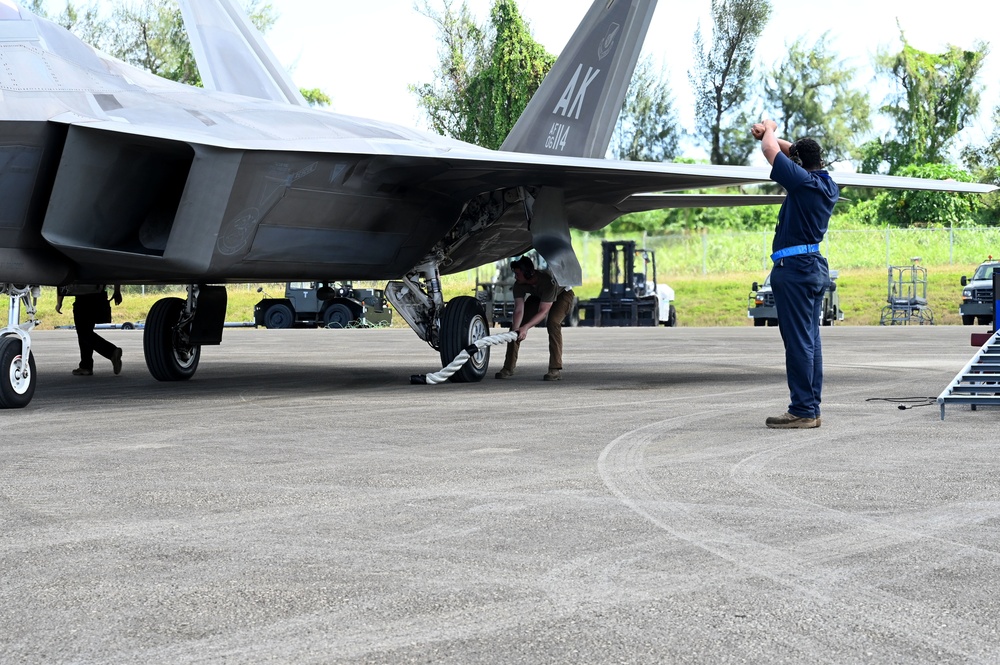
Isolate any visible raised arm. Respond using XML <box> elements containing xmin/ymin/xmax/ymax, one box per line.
<box><xmin>752</xmin><ymin>119</ymin><xmax>792</xmax><ymax>166</ymax></box>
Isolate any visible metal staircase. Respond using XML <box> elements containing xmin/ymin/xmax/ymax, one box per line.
<box><xmin>937</xmin><ymin>329</ymin><xmax>1000</xmax><ymax>419</ymax></box>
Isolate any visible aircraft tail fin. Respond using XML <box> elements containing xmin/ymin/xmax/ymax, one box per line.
<box><xmin>176</xmin><ymin>0</ymin><xmax>307</xmax><ymax>106</ymax></box>
<box><xmin>500</xmin><ymin>0</ymin><xmax>656</xmax><ymax>158</ymax></box>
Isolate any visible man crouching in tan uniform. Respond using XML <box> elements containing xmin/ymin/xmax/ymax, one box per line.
<box><xmin>495</xmin><ymin>256</ymin><xmax>575</xmax><ymax>382</ymax></box>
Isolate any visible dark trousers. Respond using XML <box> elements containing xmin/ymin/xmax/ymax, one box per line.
<box><xmin>73</xmin><ymin>293</ymin><xmax>116</xmax><ymax>371</ymax></box>
<box><xmin>770</xmin><ymin>255</ymin><xmax>828</xmax><ymax>418</ymax></box>
<box><xmin>502</xmin><ymin>290</ymin><xmax>575</xmax><ymax>372</ymax></box>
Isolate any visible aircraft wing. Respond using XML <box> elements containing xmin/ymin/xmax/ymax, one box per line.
<box><xmin>616</xmin><ymin>194</ymin><xmax>787</xmax><ymax>212</ymax></box>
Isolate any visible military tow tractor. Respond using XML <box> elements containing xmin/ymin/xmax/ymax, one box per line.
<box><xmin>576</xmin><ymin>240</ymin><xmax>676</xmax><ymax>327</ymax></box>
<box><xmin>254</xmin><ymin>282</ymin><xmax>392</xmax><ymax>329</ymax></box>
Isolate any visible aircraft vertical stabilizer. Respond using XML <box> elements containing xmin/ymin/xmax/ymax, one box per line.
<box><xmin>500</xmin><ymin>0</ymin><xmax>656</xmax><ymax>159</ymax></box>
<box><xmin>176</xmin><ymin>0</ymin><xmax>307</xmax><ymax>106</ymax></box>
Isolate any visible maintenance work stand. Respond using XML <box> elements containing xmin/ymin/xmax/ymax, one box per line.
<box><xmin>880</xmin><ymin>258</ymin><xmax>934</xmax><ymax>325</ymax></box>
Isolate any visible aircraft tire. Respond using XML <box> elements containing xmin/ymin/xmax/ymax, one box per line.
<box><xmin>0</xmin><ymin>336</ymin><xmax>35</xmax><ymax>409</ymax></box>
<box><xmin>323</xmin><ymin>303</ymin><xmax>353</xmax><ymax>328</ymax></box>
<box><xmin>439</xmin><ymin>296</ymin><xmax>490</xmax><ymax>383</ymax></box>
<box><xmin>143</xmin><ymin>297</ymin><xmax>200</xmax><ymax>382</ymax></box>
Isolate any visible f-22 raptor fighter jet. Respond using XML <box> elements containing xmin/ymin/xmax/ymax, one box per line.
<box><xmin>0</xmin><ymin>0</ymin><xmax>993</xmax><ymax>407</ymax></box>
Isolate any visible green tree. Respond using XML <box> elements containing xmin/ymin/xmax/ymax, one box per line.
<box><xmin>860</xmin><ymin>31</ymin><xmax>988</xmax><ymax>175</ymax></box>
<box><xmin>689</xmin><ymin>0</ymin><xmax>771</xmax><ymax>165</ymax></box>
<box><xmin>872</xmin><ymin>163</ymin><xmax>985</xmax><ymax>227</ymax></box>
<box><xmin>410</xmin><ymin>1</ymin><xmax>485</xmax><ymax>140</ymax></box>
<box><xmin>99</xmin><ymin>0</ymin><xmax>203</xmax><ymax>84</ymax></box>
<box><xmin>609</xmin><ymin>55</ymin><xmax>680</xmax><ymax>162</ymax></box>
<box><xmin>299</xmin><ymin>88</ymin><xmax>331</xmax><ymax>108</ymax></box>
<box><xmin>963</xmin><ymin>106</ymin><xmax>1000</xmax><ymax>186</ymax></box>
<box><xmin>412</xmin><ymin>0</ymin><xmax>553</xmax><ymax>149</ymax></box>
<box><xmin>763</xmin><ymin>34</ymin><xmax>871</xmax><ymax>167</ymax></box>
<box><xmin>462</xmin><ymin>0</ymin><xmax>553</xmax><ymax>149</ymax></box>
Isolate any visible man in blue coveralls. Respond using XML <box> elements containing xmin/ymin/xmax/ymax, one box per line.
<box><xmin>752</xmin><ymin>119</ymin><xmax>839</xmax><ymax>429</ymax></box>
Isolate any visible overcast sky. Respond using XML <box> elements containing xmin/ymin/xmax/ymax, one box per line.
<box><xmin>263</xmin><ymin>0</ymin><xmax>998</xmax><ymax>162</ymax></box>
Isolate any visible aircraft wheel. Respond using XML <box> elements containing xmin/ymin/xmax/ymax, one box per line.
<box><xmin>439</xmin><ymin>296</ymin><xmax>490</xmax><ymax>383</ymax></box>
<box><xmin>143</xmin><ymin>297</ymin><xmax>200</xmax><ymax>382</ymax></box>
<box><xmin>0</xmin><ymin>336</ymin><xmax>35</xmax><ymax>409</ymax></box>
<box><xmin>264</xmin><ymin>303</ymin><xmax>294</xmax><ymax>329</ymax></box>
<box><xmin>323</xmin><ymin>303</ymin><xmax>353</xmax><ymax>328</ymax></box>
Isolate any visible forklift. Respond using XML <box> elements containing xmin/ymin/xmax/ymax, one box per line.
<box><xmin>575</xmin><ymin>240</ymin><xmax>676</xmax><ymax>327</ymax></box>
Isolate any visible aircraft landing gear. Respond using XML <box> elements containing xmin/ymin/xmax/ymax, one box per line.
<box><xmin>438</xmin><ymin>296</ymin><xmax>490</xmax><ymax>382</ymax></box>
<box><xmin>143</xmin><ymin>285</ymin><xmax>226</xmax><ymax>382</ymax></box>
<box><xmin>143</xmin><ymin>296</ymin><xmax>200</xmax><ymax>381</ymax></box>
<box><xmin>0</xmin><ymin>336</ymin><xmax>36</xmax><ymax>408</ymax></box>
<box><xmin>1</xmin><ymin>284</ymin><xmax>40</xmax><ymax>408</ymax></box>
<box><xmin>386</xmin><ymin>260</ymin><xmax>492</xmax><ymax>383</ymax></box>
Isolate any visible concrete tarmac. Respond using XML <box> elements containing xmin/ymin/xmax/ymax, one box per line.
<box><xmin>2</xmin><ymin>325</ymin><xmax>998</xmax><ymax>664</ymax></box>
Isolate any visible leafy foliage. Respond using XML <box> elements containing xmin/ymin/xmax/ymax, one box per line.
<box><xmin>763</xmin><ymin>34</ymin><xmax>871</xmax><ymax>166</ymax></box>
<box><xmin>411</xmin><ymin>0</ymin><xmax>553</xmax><ymax>150</ymax></box>
<box><xmin>409</xmin><ymin>1</ymin><xmax>484</xmax><ymax>140</ymax></box>
<box><xmin>300</xmin><ymin>88</ymin><xmax>331</xmax><ymax>107</ymax></box>
<box><xmin>861</xmin><ymin>33</ymin><xmax>987</xmax><ymax>174</ymax></box>
<box><xmin>609</xmin><ymin>56</ymin><xmax>681</xmax><ymax>162</ymax></box>
<box><xmin>689</xmin><ymin>0</ymin><xmax>771</xmax><ymax>165</ymax></box>
<box><xmin>463</xmin><ymin>1</ymin><xmax>553</xmax><ymax>149</ymax></box>
<box><xmin>869</xmin><ymin>163</ymin><xmax>986</xmax><ymax>227</ymax></box>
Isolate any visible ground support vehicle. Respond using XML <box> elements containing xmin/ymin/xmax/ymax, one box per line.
<box><xmin>576</xmin><ymin>241</ymin><xmax>676</xmax><ymax>327</ymax></box>
<box><xmin>748</xmin><ymin>270</ymin><xmax>843</xmax><ymax>327</ymax></box>
<box><xmin>960</xmin><ymin>258</ymin><xmax>999</xmax><ymax>326</ymax></box>
<box><xmin>254</xmin><ymin>282</ymin><xmax>392</xmax><ymax>329</ymax></box>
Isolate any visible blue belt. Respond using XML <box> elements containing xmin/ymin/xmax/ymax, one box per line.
<box><xmin>771</xmin><ymin>243</ymin><xmax>820</xmax><ymax>262</ymax></box>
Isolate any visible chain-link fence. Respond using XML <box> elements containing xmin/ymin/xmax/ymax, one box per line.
<box><xmin>574</xmin><ymin>226</ymin><xmax>1000</xmax><ymax>278</ymax></box>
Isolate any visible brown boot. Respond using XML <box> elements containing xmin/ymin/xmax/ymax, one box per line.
<box><xmin>543</xmin><ymin>370</ymin><xmax>561</xmax><ymax>381</ymax></box>
<box><xmin>765</xmin><ymin>412</ymin><xmax>819</xmax><ymax>429</ymax></box>
<box><xmin>495</xmin><ymin>368</ymin><xmax>514</xmax><ymax>379</ymax></box>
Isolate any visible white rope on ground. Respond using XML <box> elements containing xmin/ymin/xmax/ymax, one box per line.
<box><xmin>411</xmin><ymin>331</ymin><xmax>518</xmax><ymax>385</ymax></box>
